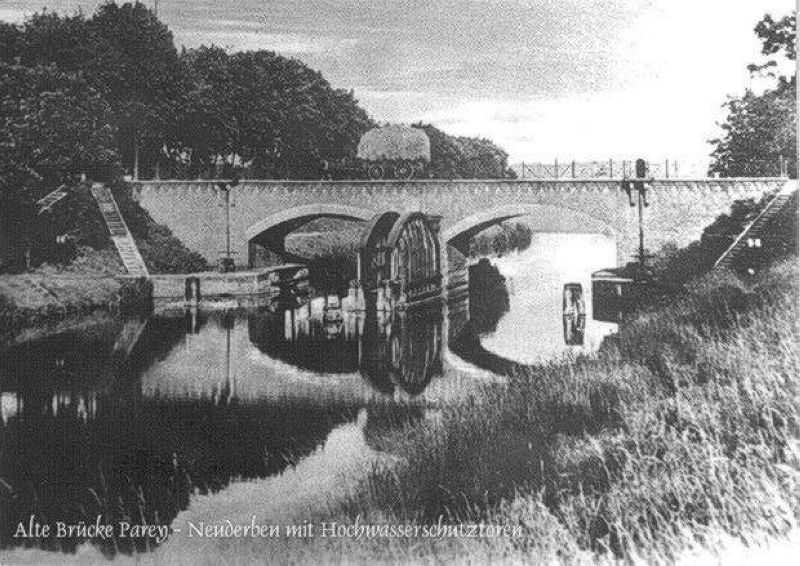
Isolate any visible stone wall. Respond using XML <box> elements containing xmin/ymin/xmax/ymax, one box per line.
<box><xmin>131</xmin><ymin>179</ymin><xmax>792</xmax><ymax>267</ymax></box>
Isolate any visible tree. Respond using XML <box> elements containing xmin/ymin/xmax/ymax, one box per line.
<box><xmin>168</xmin><ymin>46</ymin><xmax>238</xmax><ymax>178</ymax></box>
<box><xmin>4</xmin><ymin>3</ymin><xmax>185</xmax><ymax>178</ymax></box>
<box><xmin>174</xmin><ymin>47</ymin><xmax>372</xmax><ymax>179</ymax></box>
<box><xmin>84</xmin><ymin>2</ymin><xmax>184</xmax><ymax>178</ymax></box>
<box><xmin>0</xmin><ymin>63</ymin><xmax>118</xmax><ymax>269</ymax></box>
<box><xmin>710</xmin><ymin>12</ymin><xmax>797</xmax><ymax>177</ymax></box>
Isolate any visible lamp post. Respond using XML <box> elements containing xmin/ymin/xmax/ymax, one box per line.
<box><xmin>216</xmin><ymin>167</ymin><xmax>239</xmax><ymax>272</ymax></box>
<box><xmin>621</xmin><ymin>158</ymin><xmax>653</xmax><ymax>279</ymax></box>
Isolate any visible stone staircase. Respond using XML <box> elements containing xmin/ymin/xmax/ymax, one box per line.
<box><xmin>714</xmin><ymin>182</ymin><xmax>797</xmax><ymax>272</ymax></box>
<box><xmin>90</xmin><ymin>183</ymin><xmax>149</xmax><ymax>277</ymax></box>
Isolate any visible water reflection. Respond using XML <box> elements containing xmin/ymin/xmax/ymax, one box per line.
<box><xmin>0</xmin><ymin>317</ymin><xmax>424</xmax><ymax>555</ymax></box>
<box><xmin>0</xmin><ymin>233</ymin><xmax>620</xmax><ymax>556</ymax></box>
<box><xmin>248</xmin><ymin>297</ymin><xmax>444</xmax><ymax>396</ymax></box>
<box><xmin>479</xmin><ymin>234</ymin><xmax>618</xmax><ymax>364</ymax></box>
<box><xmin>360</xmin><ymin>306</ymin><xmax>443</xmax><ymax>396</ymax></box>
<box><xmin>563</xmin><ymin>283</ymin><xmax>587</xmax><ymax>346</ymax></box>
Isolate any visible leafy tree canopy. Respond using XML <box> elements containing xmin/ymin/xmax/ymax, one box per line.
<box><xmin>172</xmin><ymin>47</ymin><xmax>372</xmax><ymax>179</ymax></box>
<box><xmin>710</xmin><ymin>12</ymin><xmax>796</xmax><ymax>177</ymax></box>
<box><xmin>0</xmin><ymin>64</ymin><xmax>118</xmax><ymax>199</ymax></box>
<box><xmin>0</xmin><ymin>3</ymin><xmax>183</xmax><ymax>177</ymax></box>
<box><xmin>0</xmin><ymin>63</ymin><xmax>119</xmax><ymax>269</ymax></box>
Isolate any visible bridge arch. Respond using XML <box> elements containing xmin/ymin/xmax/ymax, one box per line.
<box><xmin>443</xmin><ymin>204</ymin><xmax>615</xmax><ymax>253</ymax></box>
<box><xmin>246</xmin><ymin>204</ymin><xmax>373</xmax><ymax>243</ymax></box>
<box><xmin>246</xmin><ymin>204</ymin><xmax>373</xmax><ymax>262</ymax></box>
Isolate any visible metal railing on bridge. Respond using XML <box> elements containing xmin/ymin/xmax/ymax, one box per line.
<box><xmin>514</xmin><ymin>157</ymin><xmax>794</xmax><ymax>179</ymax></box>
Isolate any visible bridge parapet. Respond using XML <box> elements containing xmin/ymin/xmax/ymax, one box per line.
<box><xmin>131</xmin><ymin>178</ymin><xmax>788</xmax><ymax>189</ymax></box>
<box><xmin>130</xmin><ymin>178</ymin><xmax>791</xmax><ymax>267</ymax></box>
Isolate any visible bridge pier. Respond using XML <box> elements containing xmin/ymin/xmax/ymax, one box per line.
<box><xmin>444</xmin><ymin>244</ymin><xmax>470</xmax><ymax>301</ymax></box>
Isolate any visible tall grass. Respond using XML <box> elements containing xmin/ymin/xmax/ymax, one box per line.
<box><xmin>309</xmin><ymin>257</ymin><xmax>799</xmax><ymax>563</ymax></box>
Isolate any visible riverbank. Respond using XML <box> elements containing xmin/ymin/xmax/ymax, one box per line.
<box><xmin>0</xmin><ymin>257</ymin><xmax>796</xmax><ymax>565</ymax></box>
<box><xmin>0</xmin><ymin>251</ymin><xmax>152</xmax><ymax>347</ymax></box>
<box><xmin>13</xmin><ymin>257</ymin><xmax>791</xmax><ymax>566</ymax></box>
<box><xmin>209</xmin><ymin>257</ymin><xmax>794</xmax><ymax>564</ymax></box>
<box><xmin>305</xmin><ymin>257</ymin><xmax>796</xmax><ymax>564</ymax></box>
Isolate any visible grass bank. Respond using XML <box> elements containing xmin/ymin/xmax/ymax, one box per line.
<box><xmin>292</xmin><ymin>258</ymin><xmax>799</xmax><ymax>563</ymax></box>
<box><xmin>0</xmin><ymin>248</ymin><xmax>152</xmax><ymax>346</ymax></box>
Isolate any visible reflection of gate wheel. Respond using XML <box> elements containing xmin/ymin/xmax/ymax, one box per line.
<box><xmin>395</xmin><ymin>163</ymin><xmax>414</xmax><ymax>179</ymax></box>
<box><xmin>368</xmin><ymin>164</ymin><xmax>385</xmax><ymax>179</ymax></box>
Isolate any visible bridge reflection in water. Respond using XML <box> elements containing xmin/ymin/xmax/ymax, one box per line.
<box><xmin>248</xmin><ymin>295</ymin><xmax>444</xmax><ymax>396</ymax></box>
<box><xmin>0</xmin><ymin>311</ymin><xmax>432</xmax><ymax>555</ymax></box>
<box><xmin>0</xmin><ymin>238</ymin><xmax>621</xmax><ymax>556</ymax></box>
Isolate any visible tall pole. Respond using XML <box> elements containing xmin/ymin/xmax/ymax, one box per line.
<box><xmin>225</xmin><ymin>186</ymin><xmax>231</xmax><ymax>261</ymax></box>
<box><xmin>133</xmin><ymin>140</ymin><xmax>139</xmax><ymax>181</ymax></box>
<box><xmin>622</xmin><ymin>158</ymin><xmax>650</xmax><ymax>277</ymax></box>
<box><xmin>225</xmin><ymin>321</ymin><xmax>231</xmax><ymax>398</ymax></box>
<box><xmin>638</xmin><ymin>188</ymin><xmax>646</xmax><ymax>267</ymax></box>
<box><xmin>634</xmin><ymin>158</ymin><xmax>649</xmax><ymax>271</ymax></box>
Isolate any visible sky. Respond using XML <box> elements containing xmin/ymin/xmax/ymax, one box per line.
<box><xmin>0</xmin><ymin>0</ymin><xmax>794</xmax><ymax>163</ymax></box>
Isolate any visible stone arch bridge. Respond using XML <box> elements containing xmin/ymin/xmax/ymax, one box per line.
<box><xmin>130</xmin><ymin>178</ymin><xmax>790</xmax><ymax>271</ymax></box>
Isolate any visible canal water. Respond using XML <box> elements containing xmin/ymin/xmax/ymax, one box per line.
<box><xmin>0</xmin><ymin>232</ymin><xmax>618</xmax><ymax>556</ymax></box>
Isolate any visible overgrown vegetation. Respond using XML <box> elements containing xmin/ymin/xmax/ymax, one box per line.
<box><xmin>710</xmin><ymin>12</ymin><xmax>796</xmax><ymax>177</ymax></box>
<box><xmin>289</xmin><ymin>257</ymin><xmax>799</xmax><ymax>564</ymax></box>
<box><xmin>414</xmin><ymin>123</ymin><xmax>517</xmax><ymax>179</ymax></box>
<box><xmin>651</xmin><ymin>190</ymin><xmax>798</xmax><ymax>285</ymax></box>
<box><xmin>0</xmin><ymin>178</ymin><xmax>206</xmax><ymax>274</ymax></box>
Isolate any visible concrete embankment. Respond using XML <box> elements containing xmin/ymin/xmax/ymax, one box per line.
<box><xmin>150</xmin><ymin>265</ymin><xmax>308</xmax><ymax>309</ymax></box>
